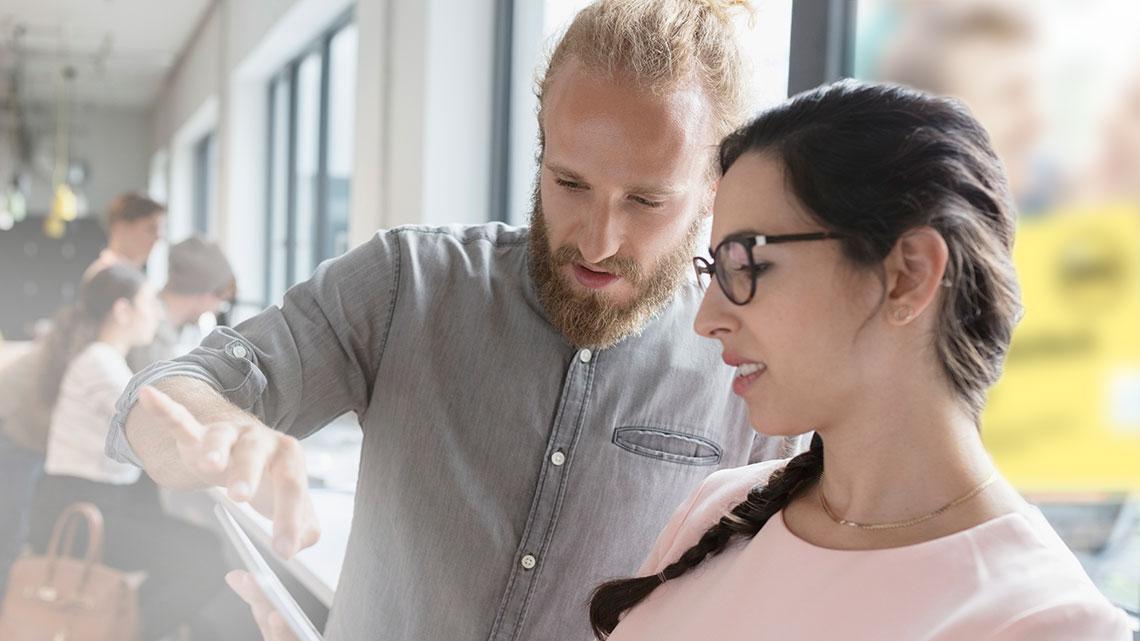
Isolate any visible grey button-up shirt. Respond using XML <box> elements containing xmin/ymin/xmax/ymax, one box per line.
<box><xmin>108</xmin><ymin>224</ymin><xmax>800</xmax><ymax>641</ymax></box>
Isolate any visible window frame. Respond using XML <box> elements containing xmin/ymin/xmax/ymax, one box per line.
<box><xmin>192</xmin><ymin>130</ymin><xmax>216</xmax><ymax>235</ymax></box>
<box><xmin>498</xmin><ymin>0</ymin><xmax>838</xmax><ymax>227</ymax></box>
<box><xmin>264</xmin><ymin>8</ymin><xmax>356</xmax><ymax>304</ymax></box>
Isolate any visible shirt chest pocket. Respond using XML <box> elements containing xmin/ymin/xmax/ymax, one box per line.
<box><xmin>612</xmin><ymin>426</ymin><xmax>722</xmax><ymax>467</ymax></box>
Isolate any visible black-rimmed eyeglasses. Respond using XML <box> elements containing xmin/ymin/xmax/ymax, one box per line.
<box><xmin>693</xmin><ymin>232</ymin><xmax>845</xmax><ymax>305</ymax></box>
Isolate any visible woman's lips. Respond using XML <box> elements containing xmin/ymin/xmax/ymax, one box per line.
<box><xmin>730</xmin><ymin>362</ymin><xmax>766</xmax><ymax>396</ymax></box>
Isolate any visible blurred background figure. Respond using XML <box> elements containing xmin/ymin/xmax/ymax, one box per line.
<box><xmin>17</xmin><ymin>264</ymin><xmax>228</xmax><ymax>641</ymax></box>
<box><xmin>0</xmin><ymin>235</ymin><xmax>237</xmax><ymax>617</ymax></box>
<box><xmin>83</xmin><ymin>192</ymin><xmax>166</xmax><ymax>280</ymax></box>
<box><xmin>1071</xmin><ymin>66</ymin><xmax>1140</xmax><ymax>207</ymax></box>
<box><xmin>128</xmin><ymin>236</ymin><xmax>236</xmax><ymax>370</ymax></box>
<box><xmin>861</xmin><ymin>0</ymin><xmax>1050</xmax><ymax>212</ymax></box>
<box><xmin>1</xmin><ymin>265</ymin><xmax>159</xmax><ymax>601</ymax></box>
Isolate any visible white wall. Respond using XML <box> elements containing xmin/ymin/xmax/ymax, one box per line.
<box><xmin>348</xmin><ymin>0</ymin><xmax>386</xmax><ymax>248</ymax></box>
<box><xmin>149</xmin><ymin>3</ymin><xmax>224</xmax><ymax>157</ymax></box>
<box><xmin>383</xmin><ymin>0</ymin><xmax>498</xmax><ymax>229</ymax></box>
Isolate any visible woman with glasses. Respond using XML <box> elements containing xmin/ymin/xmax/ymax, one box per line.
<box><xmin>588</xmin><ymin>81</ymin><xmax>1131</xmax><ymax>640</ymax></box>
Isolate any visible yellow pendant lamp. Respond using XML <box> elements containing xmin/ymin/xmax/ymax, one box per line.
<box><xmin>45</xmin><ymin>66</ymin><xmax>78</xmax><ymax>239</ymax></box>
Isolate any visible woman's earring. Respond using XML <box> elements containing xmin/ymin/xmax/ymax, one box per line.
<box><xmin>893</xmin><ymin>306</ymin><xmax>914</xmax><ymax>324</ymax></box>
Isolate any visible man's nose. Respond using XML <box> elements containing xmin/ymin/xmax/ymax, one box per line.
<box><xmin>577</xmin><ymin>201</ymin><xmax>622</xmax><ymax>265</ymax></box>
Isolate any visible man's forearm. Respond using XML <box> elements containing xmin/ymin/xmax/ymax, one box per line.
<box><xmin>125</xmin><ymin>376</ymin><xmax>258</xmax><ymax>490</ymax></box>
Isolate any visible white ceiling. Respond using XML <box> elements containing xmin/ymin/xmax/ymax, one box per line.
<box><xmin>0</xmin><ymin>0</ymin><xmax>214</xmax><ymax>109</ymax></box>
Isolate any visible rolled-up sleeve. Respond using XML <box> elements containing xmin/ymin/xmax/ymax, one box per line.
<box><xmin>107</xmin><ymin>230</ymin><xmax>402</xmax><ymax>466</ymax></box>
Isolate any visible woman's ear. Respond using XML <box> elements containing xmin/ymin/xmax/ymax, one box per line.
<box><xmin>882</xmin><ymin>227</ymin><xmax>949</xmax><ymax>326</ymax></box>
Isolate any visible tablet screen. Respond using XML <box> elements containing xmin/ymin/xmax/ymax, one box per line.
<box><xmin>214</xmin><ymin>504</ymin><xmax>325</xmax><ymax>641</ymax></box>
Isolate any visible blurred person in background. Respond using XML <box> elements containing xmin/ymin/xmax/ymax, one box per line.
<box><xmin>22</xmin><ymin>264</ymin><xmax>228</xmax><ymax>641</ymax></box>
<box><xmin>868</xmin><ymin>0</ymin><xmax>1052</xmax><ymax>213</ymax></box>
<box><xmin>0</xmin><ymin>353</ymin><xmax>46</xmax><ymax>602</ymax></box>
<box><xmin>0</xmin><ymin>238</ymin><xmax>235</xmax><ymax>612</ymax></box>
<box><xmin>1071</xmin><ymin>65</ymin><xmax>1140</xmax><ymax>207</ymax></box>
<box><xmin>83</xmin><ymin>192</ymin><xmax>167</xmax><ymax>281</ymax></box>
<box><xmin>128</xmin><ymin>236</ymin><xmax>237</xmax><ymax>371</ymax></box>
<box><xmin>0</xmin><ymin>269</ymin><xmax>159</xmax><ymax>598</ymax></box>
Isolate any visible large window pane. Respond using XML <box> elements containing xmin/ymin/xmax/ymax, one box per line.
<box><xmin>265</xmin><ymin>15</ymin><xmax>356</xmax><ymax>306</ymax></box>
<box><xmin>193</xmin><ymin>131</ymin><xmax>216</xmax><ymax>235</ymax></box>
<box><xmin>324</xmin><ymin>23</ymin><xmax>358</xmax><ymax>261</ymax></box>
<box><xmin>292</xmin><ymin>52</ymin><xmax>322</xmax><ymax>284</ymax></box>
<box><xmin>268</xmin><ymin>76</ymin><xmax>291</xmax><ymax>304</ymax></box>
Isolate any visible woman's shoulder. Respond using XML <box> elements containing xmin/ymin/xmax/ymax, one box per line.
<box><xmin>65</xmin><ymin>342</ymin><xmax>132</xmax><ymax>383</ymax></box>
<box><xmin>653</xmin><ymin>460</ymin><xmax>790</xmax><ymax>562</ymax></box>
<box><xmin>985</xmin><ymin>590</ymin><xmax>1132</xmax><ymax>640</ymax></box>
<box><xmin>691</xmin><ymin>459</ymin><xmax>790</xmax><ymax>519</ymax></box>
<box><xmin>975</xmin><ymin>509</ymin><xmax>1133</xmax><ymax>640</ymax></box>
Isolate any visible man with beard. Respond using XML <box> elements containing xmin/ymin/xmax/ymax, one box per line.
<box><xmin>105</xmin><ymin>1</ymin><xmax>801</xmax><ymax>639</ymax></box>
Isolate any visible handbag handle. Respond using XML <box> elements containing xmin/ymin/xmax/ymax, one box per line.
<box><xmin>44</xmin><ymin>502</ymin><xmax>105</xmax><ymax>587</ymax></box>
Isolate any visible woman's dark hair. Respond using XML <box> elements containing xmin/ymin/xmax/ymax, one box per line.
<box><xmin>39</xmin><ymin>264</ymin><xmax>148</xmax><ymax>406</ymax></box>
<box><xmin>589</xmin><ymin>80</ymin><xmax>1022</xmax><ymax>638</ymax></box>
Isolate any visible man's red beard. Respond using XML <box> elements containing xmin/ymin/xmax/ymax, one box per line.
<box><xmin>528</xmin><ymin>187</ymin><xmax>702</xmax><ymax>349</ymax></box>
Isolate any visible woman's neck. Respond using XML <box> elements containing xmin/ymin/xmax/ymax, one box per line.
<box><xmin>96</xmin><ymin>326</ymin><xmax>134</xmax><ymax>357</ymax></box>
<box><xmin>813</xmin><ymin>386</ymin><xmax>997</xmax><ymax>528</ymax></box>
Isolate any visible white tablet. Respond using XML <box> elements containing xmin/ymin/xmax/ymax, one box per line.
<box><xmin>214</xmin><ymin>504</ymin><xmax>325</xmax><ymax>641</ymax></box>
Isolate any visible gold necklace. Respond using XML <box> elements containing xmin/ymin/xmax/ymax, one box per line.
<box><xmin>818</xmin><ymin>470</ymin><xmax>998</xmax><ymax>531</ymax></box>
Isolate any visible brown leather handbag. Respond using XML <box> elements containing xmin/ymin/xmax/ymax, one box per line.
<box><xmin>0</xmin><ymin>502</ymin><xmax>141</xmax><ymax>641</ymax></box>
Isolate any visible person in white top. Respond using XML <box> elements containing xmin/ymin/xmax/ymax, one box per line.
<box><xmin>32</xmin><ymin>264</ymin><xmax>161</xmax><ymax>481</ymax></box>
<box><xmin>28</xmin><ymin>264</ymin><xmax>230</xmax><ymax>641</ymax></box>
<box><xmin>47</xmin><ymin>339</ymin><xmax>157</xmax><ymax>484</ymax></box>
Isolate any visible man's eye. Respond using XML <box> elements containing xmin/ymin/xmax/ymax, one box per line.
<box><xmin>631</xmin><ymin>196</ymin><xmax>663</xmax><ymax>208</ymax></box>
<box><xmin>556</xmin><ymin>178</ymin><xmax>584</xmax><ymax>190</ymax></box>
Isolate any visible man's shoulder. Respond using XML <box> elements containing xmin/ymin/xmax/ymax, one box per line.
<box><xmin>384</xmin><ymin>222</ymin><xmax>530</xmax><ymax>250</ymax></box>
<box><xmin>351</xmin><ymin>224</ymin><xmax>531</xmax><ymax>275</ymax></box>
<box><xmin>317</xmin><ymin>223</ymin><xmax>531</xmax><ymax>284</ymax></box>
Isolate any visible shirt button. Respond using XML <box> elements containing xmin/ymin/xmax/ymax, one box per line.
<box><xmin>520</xmin><ymin>554</ymin><xmax>537</xmax><ymax>570</ymax></box>
<box><xmin>551</xmin><ymin>450</ymin><xmax>566</xmax><ymax>466</ymax></box>
<box><xmin>230</xmin><ymin>344</ymin><xmax>248</xmax><ymax>359</ymax></box>
<box><xmin>578</xmin><ymin>348</ymin><xmax>592</xmax><ymax>363</ymax></box>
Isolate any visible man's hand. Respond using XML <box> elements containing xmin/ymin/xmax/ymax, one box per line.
<box><xmin>138</xmin><ymin>385</ymin><xmax>321</xmax><ymax>558</ymax></box>
<box><xmin>226</xmin><ymin>570</ymin><xmax>303</xmax><ymax>641</ymax></box>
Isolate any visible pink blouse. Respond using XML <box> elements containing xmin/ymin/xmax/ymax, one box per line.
<box><xmin>608</xmin><ymin>460</ymin><xmax>1132</xmax><ymax>641</ymax></box>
